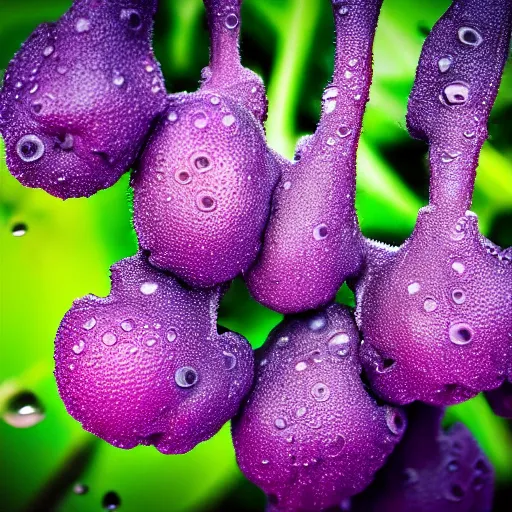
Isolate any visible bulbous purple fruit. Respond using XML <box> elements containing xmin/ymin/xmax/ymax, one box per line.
<box><xmin>246</xmin><ymin>0</ymin><xmax>383</xmax><ymax>314</ymax></box>
<box><xmin>0</xmin><ymin>0</ymin><xmax>166</xmax><ymax>199</ymax></box>
<box><xmin>351</xmin><ymin>405</ymin><xmax>494</xmax><ymax>512</ymax></box>
<box><xmin>132</xmin><ymin>0</ymin><xmax>279</xmax><ymax>288</ymax></box>
<box><xmin>355</xmin><ymin>0</ymin><xmax>512</xmax><ymax>406</ymax></box>
<box><xmin>485</xmin><ymin>380</ymin><xmax>512</xmax><ymax>419</ymax></box>
<box><xmin>232</xmin><ymin>304</ymin><xmax>406</xmax><ymax>512</ymax></box>
<box><xmin>54</xmin><ymin>252</ymin><xmax>253</xmax><ymax>454</ymax></box>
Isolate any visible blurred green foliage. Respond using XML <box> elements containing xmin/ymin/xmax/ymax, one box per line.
<box><xmin>0</xmin><ymin>0</ymin><xmax>511</xmax><ymax>511</ymax></box>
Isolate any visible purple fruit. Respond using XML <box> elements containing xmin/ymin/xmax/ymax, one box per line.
<box><xmin>0</xmin><ymin>0</ymin><xmax>166</xmax><ymax>199</ymax></box>
<box><xmin>351</xmin><ymin>404</ymin><xmax>494</xmax><ymax>512</ymax></box>
<box><xmin>355</xmin><ymin>0</ymin><xmax>512</xmax><ymax>406</ymax></box>
<box><xmin>485</xmin><ymin>380</ymin><xmax>512</xmax><ymax>419</ymax></box>
<box><xmin>245</xmin><ymin>0</ymin><xmax>382</xmax><ymax>314</ymax></box>
<box><xmin>54</xmin><ymin>252</ymin><xmax>254</xmax><ymax>454</ymax></box>
<box><xmin>232</xmin><ymin>304</ymin><xmax>406</xmax><ymax>511</ymax></box>
<box><xmin>132</xmin><ymin>0</ymin><xmax>279</xmax><ymax>288</ymax></box>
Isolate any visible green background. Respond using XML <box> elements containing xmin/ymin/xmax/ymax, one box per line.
<box><xmin>0</xmin><ymin>0</ymin><xmax>511</xmax><ymax>510</ymax></box>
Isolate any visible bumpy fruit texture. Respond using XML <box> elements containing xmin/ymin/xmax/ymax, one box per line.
<box><xmin>246</xmin><ymin>0</ymin><xmax>382</xmax><ymax>314</ymax></box>
<box><xmin>485</xmin><ymin>380</ymin><xmax>512</xmax><ymax>419</ymax></box>
<box><xmin>232</xmin><ymin>304</ymin><xmax>406</xmax><ymax>512</ymax></box>
<box><xmin>132</xmin><ymin>0</ymin><xmax>279</xmax><ymax>288</ymax></box>
<box><xmin>0</xmin><ymin>0</ymin><xmax>166</xmax><ymax>199</ymax></box>
<box><xmin>355</xmin><ymin>0</ymin><xmax>512</xmax><ymax>406</ymax></box>
<box><xmin>351</xmin><ymin>405</ymin><xmax>494</xmax><ymax>512</ymax></box>
<box><xmin>54</xmin><ymin>252</ymin><xmax>254</xmax><ymax>454</ymax></box>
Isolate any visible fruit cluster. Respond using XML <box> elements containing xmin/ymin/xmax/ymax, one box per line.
<box><xmin>1</xmin><ymin>0</ymin><xmax>510</xmax><ymax>510</ymax></box>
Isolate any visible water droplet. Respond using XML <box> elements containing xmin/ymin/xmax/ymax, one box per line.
<box><xmin>311</xmin><ymin>382</ymin><xmax>330</xmax><ymax>402</ymax></box>
<box><xmin>283</xmin><ymin>181</ymin><xmax>291</xmax><ymax>190</ymax></box>
<box><xmin>140</xmin><ymin>282</ymin><xmax>158</xmax><ymax>295</ymax></box>
<box><xmin>113</xmin><ymin>75</ymin><xmax>125</xmax><ymax>87</ymax></box>
<box><xmin>102</xmin><ymin>332</ymin><xmax>117</xmax><ymax>346</ymax></box>
<box><xmin>385</xmin><ymin>407</ymin><xmax>405</xmax><ymax>435</ymax></box>
<box><xmin>3</xmin><ymin>391</ymin><xmax>45</xmax><ymax>428</ymax></box>
<box><xmin>120</xmin><ymin>9</ymin><xmax>142</xmax><ymax>30</ymax></box>
<box><xmin>225</xmin><ymin>13</ymin><xmax>239</xmax><ymax>29</ymax></box>
<box><xmin>222</xmin><ymin>114</ymin><xmax>235</xmax><ymax>127</ymax></box>
<box><xmin>274</xmin><ymin>418</ymin><xmax>287</xmax><ymax>430</ymax></box>
<box><xmin>196</xmin><ymin>192</ymin><xmax>217</xmax><ymax>212</ymax></box>
<box><xmin>313</xmin><ymin>223</ymin><xmax>328</xmax><ymax>241</ymax></box>
<box><xmin>401</xmin><ymin>468</ymin><xmax>419</xmax><ymax>485</ymax></box>
<box><xmin>450</xmin><ymin>217</ymin><xmax>468</xmax><ymax>241</ymax></box>
<box><xmin>449</xmin><ymin>322</ymin><xmax>473</xmax><ymax>345</ymax></box>
<box><xmin>75</xmin><ymin>18</ymin><xmax>91</xmax><ymax>33</ymax></box>
<box><xmin>72</xmin><ymin>339</ymin><xmax>86</xmax><ymax>355</ymax></box>
<box><xmin>102</xmin><ymin>491</ymin><xmax>121</xmax><ymax>510</ymax></box>
<box><xmin>344</xmin><ymin>70</ymin><xmax>353</xmax><ymax>79</ymax></box>
<box><xmin>29</xmin><ymin>83</ymin><xmax>38</xmax><ymax>94</ymax></box>
<box><xmin>129</xmin><ymin>346</ymin><xmax>138</xmax><ymax>355</ymax></box>
<box><xmin>146</xmin><ymin>338</ymin><xmax>157</xmax><ymax>347</ymax></box>
<box><xmin>447</xmin><ymin>460</ymin><xmax>459</xmax><ymax>472</ymax></box>
<box><xmin>423</xmin><ymin>298</ymin><xmax>437</xmax><ymax>312</ymax></box>
<box><xmin>443</xmin><ymin>83</ymin><xmax>469</xmax><ymax>105</ymax></box>
<box><xmin>446</xmin><ymin>483</ymin><xmax>465</xmax><ymax>502</ymax></box>
<box><xmin>121</xmin><ymin>319</ymin><xmax>134</xmax><ymax>332</ymax></box>
<box><xmin>57</xmin><ymin>65</ymin><xmax>68</xmax><ymax>75</ymax></box>
<box><xmin>441</xmin><ymin>150</ymin><xmax>462</xmax><ymax>163</ymax></box>
<box><xmin>73</xmin><ymin>483</ymin><xmax>89</xmax><ymax>495</ymax></box>
<box><xmin>83</xmin><ymin>317</ymin><xmax>96</xmax><ymax>330</ymax></box>
<box><xmin>296</xmin><ymin>406</ymin><xmax>307</xmax><ymax>418</ymax></box>
<box><xmin>308</xmin><ymin>313</ymin><xmax>327</xmax><ymax>332</ymax></box>
<box><xmin>261</xmin><ymin>459</ymin><xmax>269</xmax><ymax>465</ymax></box>
<box><xmin>168</xmin><ymin>111</ymin><xmax>178</xmax><ymax>122</ymax></box>
<box><xmin>193</xmin><ymin>111</ymin><xmax>208</xmax><ymax>129</ymax></box>
<box><xmin>210</xmin><ymin>95</ymin><xmax>220</xmax><ymax>105</ymax></box>
<box><xmin>323</xmin><ymin>434</ymin><xmax>346</xmax><ymax>458</ymax></box>
<box><xmin>166</xmin><ymin>329</ymin><xmax>177</xmax><ymax>342</ymax></box>
<box><xmin>339</xmin><ymin>4</ymin><xmax>349</xmax><ymax>15</ymax></box>
<box><xmin>337</xmin><ymin>125</ymin><xmax>352</xmax><ymax>138</ymax></box>
<box><xmin>16</xmin><ymin>134</ymin><xmax>45</xmax><ymax>163</ymax></box>
<box><xmin>151</xmin><ymin>85</ymin><xmax>161</xmax><ymax>94</ymax></box>
<box><xmin>175</xmin><ymin>366</ymin><xmax>199</xmax><ymax>388</ymax></box>
<box><xmin>348</xmin><ymin>58</ymin><xmax>358</xmax><ymax>67</ymax></box>
<box><xmin>408</xmin><ymin>282</ymin><xmax>420</xmax><ymax>295</ymax></box>
<box><xmin>295</xmin><ymin>361</ymin><xmax>307</xmax><ymax>372</ymax></box>
<box><xmin>223</xmin><ymin>351</ymin><xmax>237</xmax><ymax>370</ymax></box>
<box><xmin>15</xmin><ymin>81</ymin><xmax>23</xmax><ymax>89</ymax></box>
<box><xmin>463</xmin><ymin>129</ymin><xmax>475</xmax><ymax>139</ymax></box>
<box><xmin>452</xmin><ymin>289</ymin><xmax>466</xmax><ymax>305</ymax></box>
<box><xmin>326</xmin><ymin>137</ymin><xmax>337</xmax><ymax>146</ymax></box>
<box><xmin>193</xmin><ymin>153</ymin><xmax>212</xmax><ymax>173</ymax></box>
<box><xmin>277</xmin><ymin>336</ymin><xmax>289</xmax><ymax>347</ymax></box>
<box><xmin>145</xmin><ymin>64</ymin><xmax>154</xmax><ymax>73</ymax></box>
<box><xmin>11</xmin><ymin>223</ymin><xmax>27</xmax><ymax>237</ymax></box>
<box><xmin>458</xmin><ymin>26</ymin><xmax>482</xmax><ymax>47</ymax></box>
<box><xmin>175</xmin><ymin>169</ymin><xmax>192</xmax><ymax>185</ymax></box>
<box><xmin>438</xmin><ymin>56</ymin><xmax>452</xmax><ymax>73</ymax></box>
<box><xmin>322</xmin><ymin>86</ymin><xmax>338</xmax><ymax>114</ymax></box>
<box><xmin>328</xmin><ymin>332</ymin><xmax>350</xmax><ymax>357</ymax></box>
<box><xmin>55</xmin><ymin>133</ymin><xmax>74</xmax><ymax>151</ymax></box>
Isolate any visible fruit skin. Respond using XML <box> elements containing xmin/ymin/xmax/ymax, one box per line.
<box><xmin>351</xmin><ymin>404</ymin><xmax>494</xmax><ymax>512</ymax></box>
<box><xmin>0</xmin><ymin>0</ymin><xmax>166</xmax><ymax>199</ymax></box>
<box><xmin>232</xmin><ymin>304</ymin><xmax>406</xmax><ymax>512</ymax></box>
<box><xmin>54</xmin><ymin>252</ymin><xmax>254</xmax><ymax>454</ymax></box>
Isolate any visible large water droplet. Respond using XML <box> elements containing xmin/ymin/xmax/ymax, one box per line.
<box><xmin>408</xmin><ymin>282</ymin><xmax>420</xmax><ymax>295</ymax></box>
<box><xmin>458</xmin><ymin>26</ymin><xmax>482</xmax><ymax>47</ymax></box>
<box><xmin>222</xmin><ymin>114</ymin><xmax>235</xmax><ymax>127</ymax></box>
<box><xmin>323</xmin><ymin>434</ymin><xmax>346</xmax><ymax>458</ymax></box>
<box><xmin>102</xmin><ymin>491</ymin><xmax>121</xmax><ymax>510</ymax></box>
<box><xmin>75</xmin><ymin>18</ymin><xmax>91</xmax><ymax>33</ymax></box>
<box><xmin>450</xmin><ymin>217</ymin><xmax>468</xmax><ymax>241</ymax></box>
<box><xmin>168</xmin><ymin>111</ymin><xmax>178</xmax><ymax>122</ymax></box>
<box><xmin>83</xmin><ymin>317</ymin><xmax>97</xmax><ymax>331</ymax></box>
<box><xmin>313</xmin><ymin>223</ymin><xmax>328</xmax><ymax>241</ymax></box>
<box><xmin>452</xmin><ymin>261</ymin><xmax>465</xmax><ymax>274</ymax></box>
<box><xmin>445</xmin><ymin>483</ymin><xmax>465</xmax><ymax>502</ymax></box>
<box><xmin>438</xmin><ymin>56</ymin><xmax>453</xmax><ymax>73</ymax></box>
<box><xmin>225</xmin><ymin>13</ymin><xmax>239</xmax><ymax>29</ymax></box>
<box><xmin>72</xmin><ymin>339</ymin><xmax>86</xmax><ymax>355</ymax></box>
<box><xmin>192</xmin><ymin>153</ymin><xmax>212</xmax><ymax>173</ymax></box>
<box><xmin>322</xmin><ymin>86</ymin><xmax>338</xmax><ymax>114</ymax></box>
<box><xmin>449</xmin><ymin>322</ymin><xmax>473</xmax><ymax>345</ymax></box>
<box><xmin>193</xmin><ymin>112</ymin><xmax>208</xmax><ymax>129</ymax></box>
<box><xmin>43</xmin><ymin>45</ymin><xmax>54</xmax><ymax>57</ymax></box>
<box><xmin>146</xmin><ymin>338</ymin><xmax>157</xmax><ymax>347</ymax></box>
<box><xmin>277</xmin><ymin>336</ymin><xmax>289</xmax><ymax>347</ymax></box>
<box><xmin>385</xmin><ymin>407</ymin><xmax>405</xmax><ymax>435</ymax></box>
<box><xmin>16</xmin><ymin>135</ymin><xmax>45</xmax><ymax>163</ymax></box>
<box><xmin>120</xmin><ymin>9</ymin><xmax>142</xmax><ymax>30</ymax></box>
<box><xmin>166</xmin><ymin>329</ymin><xmax>177</xmax><ymax>342</ymax></box>
<box><xmin>196</xmin><ymin>192</ymin><xmax>217</xmax><ymax>212</ymax></box>
<box><xmin>11</xmin><ymin>223</ymin><xmax>27</xmax><ymax>237</ymax></box>
<box><xmin>3</xmin><ymin>391</ymin><xmax>45</xmax><ymax>428</ymax></box>
<box><xmin>175</xmin><ymin>367</ymin><xmax>198</xmax><ymax>388</ymax></box>
<box><xmin>441</xmin><ymin>150</ymin><xmax>462</xmax><ymax>163</ymax></box>
<box><xmin>308</xmin><ymin>313</ymin><xmax>327</xmax><ymax>332</ymax></box>
<box><xmin>423</xmin><ymin>298</ymin><xmax>437</xmax><ymax>312</ymax></box>
<box><xmin>296</xmin><ymin>407</ymin><xmax>307</xmax><ymax>418</ymax></box>
<box><xmin>283</xmin><ymin>181</ymin><xmax>291</xmax><ymax>190</ymax></box>
<box><xmin>295</xmin><ymin>361</ymin><xmax>307</xmax><ymax>371</ymax></box>
<box><xmin>452</xmin><ymin>289</ymin><xmax>466</xmax><ymax>305</ymax></box>
<box><xmin>337</xmin><ymin>125</ymin><xmax>352</xmax><ymax>138</ymax></box>
<box><xmin>140</xmin><ymin>282</ymin><xmax>158</xmax><ymax>295</ymax></box>
<box><xmin>113</xmin><ymin>75</ymin><xmax>125</xmax><ymax>87</ymax></box>
<box><xmin>174</xmin><ymin>169</ymin><xmax>192</xmax><ymax>185</ymax></box>
<box><xmin>311</xmin><ymin>382</ymin><xmax>330</xmax><ymax>402</ymax></box>
<box><xmin>443</xmin><ymin>83</ymin><xmax>469</xmax><ymax>105</ymax></box>
<box><xmin>102</xmin><ymin>332</ymin><xmax>117</xmax><ymax>347</ymax></box>
<box><xmin>274</xmin><ymin>417</ymin><xmax>287</xmax><ymax>430</ymax></box>
<box><xmin>223</xmin><ymin>351</ymin><xmax>237</xmax><ymax>370</ymax></box>
<box><xmin>121</xmin><ymin>319</ymin><xmax>134</xmax><ymax>332</ymax></box>
<box><xmin>328</xmin><ymin>332</ymin><xmax>350</xmax><ymax>357</ymax></box>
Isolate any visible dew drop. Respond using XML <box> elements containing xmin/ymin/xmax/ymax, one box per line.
<box><xmin>283</xmin><ymin>181</ymin><xmax>291</xmax><ymax>190</ymax></box>
<box><xmin>166</xmin><ymin>329</ymin><xmax>177</xmax><ymax>342</ymax></box>
<box><xmin>463</xmin><ymin>129</ymin><xmax>475</xmax><ymax>139</ymax></box>
<box><xmin>274</xmin><ymin>417</ymin><xmax>287</xmax><ymax>430</ymax></box>
<box><xmin>458</xmin><ymin>26</ymin><xmax>482</xmax><ymax>47</ymax></box>
<box><xmin>385</xmin><ymin>407</ymin><xmax>405</xmax><ymax>435</ymax></box>
<box><xmin>328</xmin><ymin>332</ymin><xmax>350</xmax><ymax>357</ymax></box>
<box><xmin>443</xmin><ymin>83</ymin><xmax>469</xmax><ymax>105</ymax></box>
<box><xmin>210</xmin><ymin>95</ymin><xmax>220</xmax><ymax>105</ymax></box>
<box><xmin>102</xmin><ymin>332</ymin><xmax>117</xmax><ymax>347</ymax></box>
<box><xmin>102</xmin><ymin>491</ymin><xmax>121</xmax><ymax>510</ymax></box>
<box><xmin>441</xmin><ymin>150</ymin><xmax>462</xmax><ymax>163</ymax></box>
<box><xmin>452</xmin><ymin>289</ymin><xmax>466</xmax><ymax>305</ymax></box>
<box><xmin>223</xmin><ymin>351</ymin><xmax>237</xmax><ymax>370</ymax></box>
<box><xmin>168</xmin><ymin>111</ymin><xmax>178</xmax><ymax>122</ymax></box>
<box><xmin>323</xmin><ymin>434</ymin><xmax>346</xmax><ymax>458</ymax></box>
<box><xmin>311</xmin><ymin>382</ymin><xmax>330</xmax><ymax>402</ymax></box>
<box><xmin>225</xmin><ymin>13</ymin><xmax>239</xmax><ymax>29</ymax></box>
<box><xmin>15</xmin><ymin>81</ymin><xmax>23</xmax><ymax>89</ymax></box>
<box><xmin>348</xmin><ymin>58</ymin><xmax>358</xmax><ymax>67</ymax></box>
<box><xmin>408</xmin><ymin>282</ymin><xmax>420</xmax><ymax>295</ymax></box>
<box><xmin>337</xmin><ymin>125</ymin><xmax>352</xmax><ymax>138</ymax></box>
<box><xmin>193</xmin><ymin>154</ymin><xmax>212</xmax><ymax>173</ymax></box>
<box><xmin>401</xmin><ymin>468</ymin><xmax>419</xmax><ymax>485</ymax></box>
<box><xmin>296</xmin><ymin>406</ymin><xmax>307</xmax><ymax>418</ymax></box>
<box><xmin>449</xmin><ymin>322</ymin><xmax>473</xmax><ymax>345</ymax></box>
<box><xmin>326</xmin><ymin>137</ymin><xmax>337</xmax><ymax>146</ymax></box>
<box><xmin>322</xmin><ymin>86</ymin><xmax>338</xmax><ymax>114</ymax></box>
<box><xmin>57</xmin><ymin>65</ymin><xmax>68</xmax><ymax>75</ymax></box>
<box><xmin>121</xmin><ymin>319</ymin><xmax>134</xmax><ymax>332</ymax></box>
<box><xmin>3</xmin><ymin>391</ymin><xmax>45</xmax><ymax>428</ymax></box>
<box><xmin>146</xmin><ymin>338</ymin><xmax>157</xmax><ymax>347</ymax></box>
<box><xmin>72</xmin><ymin>339</ymin><xmax>86</xmax><ymax>355</ymax></box>
<box><xmin>140</xmin><ymin>282</ymin><xmax>158</xmax><ymax>295</ymax></box>
<box><xmin>262</xmin><ymin>459</ymin><xmax>269</xmax><ymax>465</ymax></box>
<box><xmin>145</xmin><ymin>64</ymin><xmax>154</xmax><ymax>73</ymax></box>
<box><xmin>447</xmin><ymin>460</ymin><xmax>459</xmax><ymax>472</ymax></box>
<box><xmin>193</xmin><ymin>111</ymin><xmax>208</xmax><ymax>129</ymax></box>
<box><xmin>308</xmin><ymin>313</ymin><xmax>327</xmax><ymax>332</ymax></box>
<box><xmin>83</xmin><ymin>317</ymin><xmax>96</xmax><ymax>331</ymax></box>
<box><xmin>175</xmin><ymin>169</ymin><xmax>192</xmax><ymax>185</ymax></box>
<box><xmin>120</xmin><ymin>9</ymin><xmax>142</xmax><ymax>30</ymax></box>
<box><xmin>75</xmin><ymin>18</ymin><xmax>91</xmax><ymax>33</ymax></box>
<box><xmin>339</xmin><ymin>4</ymin><xmax>349</xmax><ymax>15</ymax></box>
<box><xmin>222</xmin><ymin>114</ymin><xmax>235</xmax><ymax>127</ymax></box>
<box><xmin>295</xmin><ymin>361</ymin><xmax>307</xmax><ymax>372</ymax></box>
<box><xmin>423</xmin><ymin>297</ymin><xmax>437</xmax><ymax>312</ymax></box>
<box><xmin>175</xmin><ymin>366</ymin><xmax>198</xmax><ymax>388</ymax></box>
<box><xmin>16</xmin><ymin>135</ymin><xmax>45</xmax><ymax>163</ymax></box>
<box><xmin>11</xmin><ymin>223</ymin><xmax>27</xmax><ymax>237</ymax></box>
<box><xmin>55</xmin><ymin>133</ymin><xmax>74</xmax><ymax>151</ymax></box>
<box><xmin>438</xmin><ymin>56</ymin><xmax>452</xmax><ymax>73</ymax></box>
<box><xmin>196</xmin><ymin>192</ymin><xmax>216</xmax><ymax>212</ymax></box>
<box><xmin>277</xmin><ymin>336</ymin><xmax>289</xmax><ymax>347</ymax></box>
<box><xmin>313</xmin><ymin>223</ymin><xmax>328</xmax><ymax>241</ymax></box>
<box><xmin>113</xmin><ymin>75</ymin><xmax>125</xmax><ymax>87</ymax></box>
<box><xmin>446</xmin><ymin>483</ymin><xmax>465</xmax><ymax>502</ymax></box>
<box><xmin>73</xmin><ymin>483</ymin><xmax>89</xmax><ymax>495</ymax></box>
<box><xmin>450</xmin><ymin>217</ymin><xmax>468</xmax><ymax>241</ymax></box>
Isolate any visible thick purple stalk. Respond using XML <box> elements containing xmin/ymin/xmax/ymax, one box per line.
<box><xmin>0</xmin><ymin>0</ymin><xmax>166</xmax><ymax>198</ymax></box>
<box><xmin>351</xmin><ymin>404</ymin><xmax>494</xmax><ymax>512</ymax></box>
<box><xmin>407</xmin><ymin>0</ymin><xmax>512</xmax><ymax>212</ymax></box>
<box><xmin>232</xmin><ymin>305</ymin><xmax>406</xmax><ymax>511</ymax></box>
<box><xmin>355</xmin><ymin>0</ymin><xmax>512</xmax><ymax>406</ymax></box>
<box><xmin>54</xmin><ymin>252</ymin><xmax>254</xmax><ymax>454</ymax></box>
<box><xmin>245</xmin><ymin>0</ymin><xmax>382</xmax><ymax>314</ymax></box>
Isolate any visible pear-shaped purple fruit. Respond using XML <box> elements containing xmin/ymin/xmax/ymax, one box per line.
<box><xmin>0</xmin><ymin>0</ymin><xmax>166</xmax><ymax>198</ymax></box>
<box><xmin>485</xmin><ymin>380</ymin><xmax>512</xmax><ymax>419</ymax></box>
<box><xmin>351</xmin><ymin>405</ymin><xmax>494</xmax><ymax>512</ymax></box>
<box><xmin>54</xmin><ymin>252</ymin><xmax>253</xmax><ymax>454</ymax></box>
<box><xmin>355</xmin><ymin>0</ymin><xmax>512</xmax><ymax>406</ymax></box>
<box><xmin>132</xmin><ymin>0</ymin><xmax>279</xmax><ymax>288</ymax></box>
<box><xmin>245</xmin><ymin>0</ymin><xmax>383</xmax><ymax>314</ymax></box>
<box><xmin>232</xmin><ymin>304</ymin><xmax>406</xmax><ymax>512</ymax></box>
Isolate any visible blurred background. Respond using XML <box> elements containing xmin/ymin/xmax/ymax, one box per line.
<box><xmin>0</xmin><ymin>0</ymin><xmax>511</xmax><ymax>511</ymax></box>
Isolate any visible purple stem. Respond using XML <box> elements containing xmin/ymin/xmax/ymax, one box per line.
<box><xmin>407</xmin><ymin>0</ymin><xmax>512</xmax><ymax>213</ymax></box>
